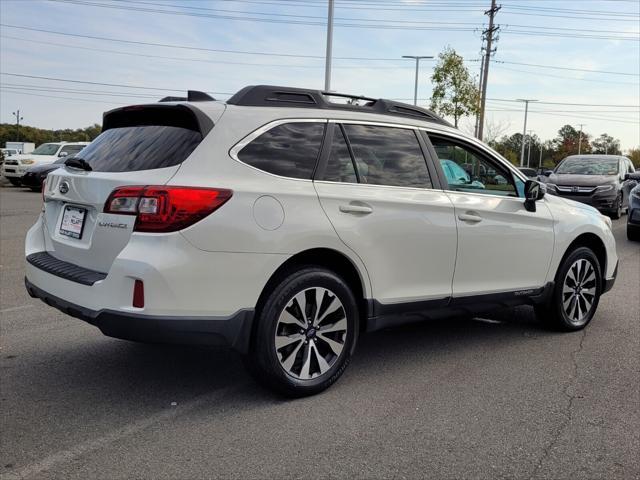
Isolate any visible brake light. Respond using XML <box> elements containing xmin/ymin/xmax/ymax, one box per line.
<box><xmin>104</xmin><ymin>186</ymin><xmax>232</xmax><ymax>233</ymax></box>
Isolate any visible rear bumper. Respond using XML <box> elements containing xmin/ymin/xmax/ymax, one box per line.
<box><xmin>603</xmin><ymin>261</ymin><xmax>618</xmax><ymax>294</ymax></box>
<box><xmin>25</xmin><ymin>278</ymin><xmax>255</xmax><ymax>352</ymax></box>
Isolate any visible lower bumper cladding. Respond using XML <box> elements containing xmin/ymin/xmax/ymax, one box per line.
<box><xmin>25</xmin><ymin>277</ymin><xmax>255</xmax><ymax>353</ymax></box>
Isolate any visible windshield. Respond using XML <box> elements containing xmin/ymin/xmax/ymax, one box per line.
<box><xmin>31</xmin><ymin>144</ymin><xmax>60</xmax><ymax>155</ymax></box>
<box><xmin>556</xmin><ymin>158</ymin><xmax>619</xmax><ymax>175</ymax></box>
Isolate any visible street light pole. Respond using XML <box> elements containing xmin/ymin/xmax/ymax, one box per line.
<box><xmin>402</xmin><ymin>55</ymin><xmax>433</xmax><ymax>106</ymax></box>
<box><xmin>517</xmin><ymin>99</ymin><xmax>537</xmax><ymax>167</ymax></box>
<box><xmin>324</xmin><ymin>0</ymin><xmax>334</xmax><ymax>91</ymax></box>
<box><xmin>576</xmin><ymin>123</ymin><xmax>586</xmax><ymax>155</ymax></box>
<box><xmin>527</xmin><ymin>129</ymin><xmax>533</xmax><ymax>167</ymax></box>
<box><xmin>12</xmin><ymin>110</ymin><xmax>23</xmax><ymax>142</ymax></box>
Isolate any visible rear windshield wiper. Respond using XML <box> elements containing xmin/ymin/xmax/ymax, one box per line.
<box><xmin>64</xmin><ymin>157</ymin><xmax>92</xmax><ymax>171</ymax></box>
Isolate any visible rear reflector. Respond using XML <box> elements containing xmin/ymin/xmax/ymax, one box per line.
<box><xmin>133</xmin><ymin>279</ymin><xmax>144</xmax><ymax>308</ymax></box>
<box><xmin>104</xmin><ymin>186</ymin><xmax>232</xmax><ymax>233</ymax></box>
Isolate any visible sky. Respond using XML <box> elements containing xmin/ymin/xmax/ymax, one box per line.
<box><xmin>1</xmin><ymin>0</ymin><xmax>639</xmax><ymax>150</ymax></box>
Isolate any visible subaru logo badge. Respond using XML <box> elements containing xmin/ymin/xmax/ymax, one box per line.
<box><xmin>59</xmin><ymin>181</ymin><xmax>70</xmax><ymax>195</ymax></box>
<box><xmin>571</xmin><ymin>186</ymin><xmax>579</xmax><ymax>193</ymax></box>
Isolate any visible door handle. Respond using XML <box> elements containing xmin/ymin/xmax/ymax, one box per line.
<box><xmin>339</xmin><ymin>204</ymin><xmax>373</xmax><ymax>214</ymax></box>
<box><xmin>458</xmin><ymin>212</ymin><xmax>482</xmax><ymax>223</ymax></box>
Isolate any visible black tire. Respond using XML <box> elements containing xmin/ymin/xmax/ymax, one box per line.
<box><xmin>628</xmin><ymin>224</ymin><xmax>640</xmax><ymax>242</ymax></box>
<box><xmin>535</xmin><ymin>247</ymin><xmax>602</xmax><ymax>331</ymax></box>
<box><xmin>609</xmin><ymin>194</ymin><xmax>622</xmax><ymax>220</ymax></box>
<box><xmin>7</xmin><ymin>178</ymin><xmax>21</xmax><ymax>187</ymax></box>
<box><xmin>245</xmin><ymin>266</ymin><xmax>359</xmax><ymax>397</ymax></box>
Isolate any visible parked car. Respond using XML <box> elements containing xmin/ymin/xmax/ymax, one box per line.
<box><xmin>541</xmin><ymin>155</ymin><xmax>636</xmax><ymax>219</ymax></box>
<box><xmin>2</xmin><ymin>142</ymin><xmax>88</xmax><ymax>186</ymax></box>
<box><xmin>25</xmin><ymin>86</ymin><xmax>618</xmax><ymax>396</ymax></box>
<box><xmin>626</xmin><ymin>172</ymin><xmax>640</xmax><ymax>241</ymax></box>
<box><xmin>518</xmin><ymin>167</ymin><xmax>538</xmax><ymax>179</ymax></box>
<box><xmin>21</xmin><ymin>158</ymin><xmax>66</xmax><ymax>192</ymax></box>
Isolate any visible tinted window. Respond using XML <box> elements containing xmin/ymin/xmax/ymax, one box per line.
<box><xmin>342</xmin><ymin>124</ymin><xmax>431</xmax><ymax>188</ymax></box>
<box><xmin>76</xmin><ymin>126</ymin><xmax>202</xmax><ymax>172</ymax></box>
<box><xmin>60</xmin><ymin>145</ymin><xmax>85</xmax><ymax>156</ymax></box>
<box><xmin>322</xmin><ymin>126</ymin><xmax>357</xmax><ymax>183</ymax></box>
<box><xmin>238</xmin><ymin>122</ymin><xmax>325</xmax><ymax>179</ymax></box>
<box><xmin>430</xmin><ymin>136</ymin><xmax>517</xmax><ymax>197</ymax></box>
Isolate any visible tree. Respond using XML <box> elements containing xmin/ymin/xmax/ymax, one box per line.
<box><xmin>591</xmin><ymin>133</ymin><xmax>621</xmax><ymax>155</ymax></box>
<box><xmin>627</xmin><ymin>147</ymin><xmax>640</xmax><ymax>168</ymax></box>
<box><xmin>552</xmin><ymin>124</ymin><xmax>591</xmax><ymax>163</ymax></box>
<box><xmin>430</xmin><ymin>47</ymin><xmax>480</xmax><ymax>128</ymax></box>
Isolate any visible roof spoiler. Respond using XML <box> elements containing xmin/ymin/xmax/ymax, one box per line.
<box><xmin>159</xmin><ymin>90</ymin><xmax>216</xmax><ymax>102</ymax></box>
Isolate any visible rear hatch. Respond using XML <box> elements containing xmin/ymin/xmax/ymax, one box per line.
<box><xmin>41</xmin><ymin>103</ymin><xmax>219</xmax><ymax>273</ymax></box>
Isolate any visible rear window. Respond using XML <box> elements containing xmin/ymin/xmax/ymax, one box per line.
<box><xmin>237</xmin><ymin>122</ymin><xmax>326</xmax><ymax>179</ymax></box>
<box><xmin>76</xmin><ymin>126</ymin><xmax>202</xmax><ymax>172</ymax></box>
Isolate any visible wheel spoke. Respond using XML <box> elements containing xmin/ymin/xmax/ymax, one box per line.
<box><xmin>318</xmin><ymin>317</ymin><xmax>347</xmax><ymax>334</ymax></box>
<box><xmin>316</xmin><ymin>296</ymin><xmax>340</xmax><ymax>326</ymax></box>
<box><xmin>299</xmin><ymin>343</ymin><xmax>313</xmax><ymax>379</ymax></box>
<box><xmin>317</xmin><ymin>332</ymin><xmax>344</xmax><ymax>356</ymax></box>
<box><xmin>281</xmin><ymin>339</ymin><xmax>305</xmax><ymax>372</ymax></box>
<box><xmin>279</xmin><ymin>309</ymin><xmax>306</xmax><ymax>329</ymax></box>
<box><xmin>313</xmin><ymin>342</ymin><xmax>331</xmax><ymax>374</ymax></box>
<box><xmin>313</xmin><ymin>288</ymin><xmax>326</xmax><ymax>324</ymax></box>
<box><xmin>294</xmin><ymin>291</ymin><xmax>308</xmax><ymax>323</ymax></box>
<box><xmin>275</xmin><ymin>333</ymin><xmax>303</xmax><ymax>350</ymax></box>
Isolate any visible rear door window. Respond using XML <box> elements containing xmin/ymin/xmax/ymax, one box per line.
<box><xmin>238</xmin><ymin>122</ymin><xmax>326</xmax><ymax>179</ymax></box>
<box><xmin>342</xmin><ymin>124</ymin><xmax>432</xmax><ymax>188</ymax></box>
<box><xmin>76</xmin><ymin>126</ymin><xmax>202</xmax><ymax>172</ymax></box>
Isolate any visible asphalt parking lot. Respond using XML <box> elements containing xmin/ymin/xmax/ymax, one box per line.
<box><xmin>1</xmin><ymin>180</ymin><xmax>638</xmax><ymax>480</ymax></box>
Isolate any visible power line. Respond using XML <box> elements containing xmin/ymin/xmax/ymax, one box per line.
<box><xmin>4</xmin><ymin>24</ymin><xmax>635</xmax><ymax>76</ymax></box>
<box><xmin>488</xmin><ymin>98</ymin><xmax>640</xmax><ymax>108</ymax></box>
<box><xmin>490</xmin><ymin>65</ymin><xmax>639</xmax><ymax>86</ymax></box>
<box><xmin>0</xmin><ymin>72</ymin><xmax>233</xmax><ymax>95</ymax></box>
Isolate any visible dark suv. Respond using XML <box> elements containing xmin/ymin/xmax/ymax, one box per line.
<box><xmin>542</xmin><ymin>155</ymin><xmax>636</xmax><ymax>219</ymax></box>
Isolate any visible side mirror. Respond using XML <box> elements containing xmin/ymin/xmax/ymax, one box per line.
<box><xmin>624</xmin><ymin>172</ymin><xmax>640</xmax><ymax>181</ymax></box>
<box><xmin>542</xmin><ymin>170</ymin><xmax>553</xmax><ymax>176</ymax></box>
<box><xmin>524</xmin><ymin>180</ymin><xmax>546</xmax><ymax>212</ymax></box>
<box><xmin>58</xmin><ymin>151</ymin><xmax>68</xmax><ymax>158</ymax></box>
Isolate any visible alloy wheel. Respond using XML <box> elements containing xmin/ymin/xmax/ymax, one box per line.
<box><xmin>562</xmin><ymin>258</ymin><xmax>597</xmax><ymax>325</ymax></box>
<box><xmin>274</xmin><ymin>287</ymin><xmax>348</xmax><ymax>380</ymax></box>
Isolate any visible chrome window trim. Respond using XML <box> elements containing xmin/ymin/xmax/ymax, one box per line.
<box><xmin>229</xmin><ymin>118</ymin><xmax>328</xmax><ymax>183</ymax></box>
<box><xmin>313</xmin><ymin>179</ymin><xmax>444</xmax><ymax>194</ymax></box>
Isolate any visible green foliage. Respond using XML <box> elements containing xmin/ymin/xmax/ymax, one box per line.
<box><xmin>430</xmin><ymin>47</ymin><xmax>480</xmax><ymax>127</ymax></box>
<box><xmin>0</xmin><ymin>123</ymin><xmax>102</xmax><ymax>147</ymax></box>
<box><xmin>591</xmin><ymin>133</ymin><xmax>621</xmax><ymax>155</ymax></box>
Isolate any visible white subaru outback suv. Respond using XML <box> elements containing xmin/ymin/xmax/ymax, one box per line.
<box><xmin>25</xmin><ymin>86</ymin><xmax>618</xmax><ymax>396</ymax></box>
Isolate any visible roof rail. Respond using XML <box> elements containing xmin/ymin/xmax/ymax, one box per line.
<box><xmin>226</xmin><ymin>85</ymin><xmax>452</xmax><ymax>126</ymax></box>
<box><xmin>159</xmin><ymin>90</ymin><xmax>216</xmax><ymax>102</ymax></box>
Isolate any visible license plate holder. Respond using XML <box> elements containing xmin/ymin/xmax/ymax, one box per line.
<box><xmin>60</xmin><ymin>205</ymin><xmax>87</xmax><ymax>239</ymax></box>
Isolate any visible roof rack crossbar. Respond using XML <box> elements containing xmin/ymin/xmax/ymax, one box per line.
<box><xmin>226</xmin><ymin>85</ymin><xmax>452</xmax><ymax>127</ymax></box>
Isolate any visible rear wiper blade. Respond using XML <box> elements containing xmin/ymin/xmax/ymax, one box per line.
<box><xmin>64</xmin><ymin>157</ymin><xmax>92</xmax><ymax>171</ymax></box>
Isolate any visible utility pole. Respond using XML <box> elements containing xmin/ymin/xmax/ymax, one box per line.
<box><xmin>474</xmin><ymin>57</ymin><xmax>485</xmax><ymax>138</ymax></box>
<box><xmin>517</xmin><ymin>99</ymin><xmax>537</xmax><ymax>167</ymax></box>
<box><xmin>12</xmin><ymin>110</ymin><xmax>23</xmax><ymax>142</ymax></box>
<box><xmin>324</xmin><ymin>0</ymin><xmax>334</xmax><ymax>91</ymax></box>
<box><xmin>527</xmin><ymin>129</ymin><xmax>533</xmax><ymax>167</ymax></box>
<box><xmin>576</xmin><ymin>123</ymin><xmax>586</xmax><ymax>155</ymax></box>
<box><xmin>477</xmin><ymin>0</ymin><xmax>501</xmax><ymax>140</ymax></box>
<box><xmin>402</xmin><ymin>55</ymin><xmax>433</xmax><ymax>105</ymax></box>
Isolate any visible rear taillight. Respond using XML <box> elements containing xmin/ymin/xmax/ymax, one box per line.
<box><xmin>104</xmin><ymin>186</ymin><xmax>232</xmax><ymax>233</ymax></box>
